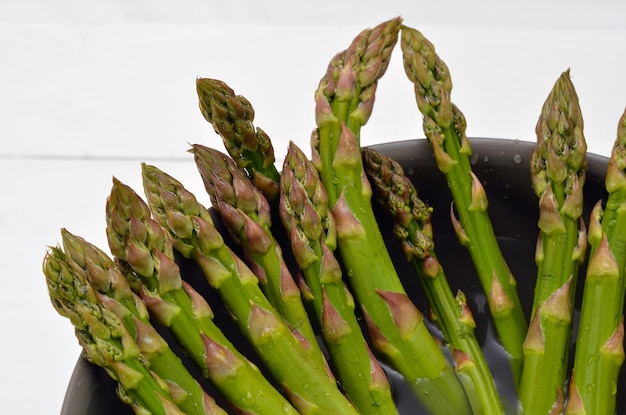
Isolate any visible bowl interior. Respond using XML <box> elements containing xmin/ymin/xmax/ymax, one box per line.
<box><xmin>61</xmin><ymin>138</ymin><xmax>617</xmax><ymax>414</ymax></box>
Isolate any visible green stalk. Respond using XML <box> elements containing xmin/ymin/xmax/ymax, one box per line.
<box><xmin>197</xmin><ymin>77</ymin><xmax>280</xmax><ymax>201</ymax></box>
<box><xmin>280</xmin><ymin>141</ymin><xmax>399</xmax><ymax>415</ymax></box>
<box><xmin>519</xmin><ymin>70</ymin><xmax>588</xmax><ymax>414</ymax></box>
<box><xmin>141</xmin><ymin>163</ymin><xmax>359</xmax><ymax>415</ymax></box>
<box><xmin>363</xmin><ymin>147</ymin><xmax>506</xmax><ymax>414</ymax></box>
<box><xmin>60</xmin><ymin>229</ymin><xmax>226</xmax><ymax>415</ymax></box>
<box><xmin>106</xmin><ymin>178</ymin><xmax>298</xmax><ymax>415</ymax></box>
<box><xmin>400</xmin><ymin>24</ymin><xmax>528</xmax><ymax>385</ymax></box>
<box><xmin>313</xmin><ymin>17</ymin><xmax>471</xmax><ymax>414</ymax></box>
<box><xmin>44</xmin><ymin>246</ymin><xmax>188</xmax><ymax>415</ymax></box>
<box><xmin>190</xmin><ymin>143</ymin><xmax>328</xmax><ymax>376</ymax></box>
<box><xmin>565</xmin><ymin>108</ymin><xmax>626</xmax><ymax>415</ymax></box>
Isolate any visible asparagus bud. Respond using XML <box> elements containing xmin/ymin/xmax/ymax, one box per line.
<box><xmin>61</xmin><ymin>229</ymin><xmax>227</xmax><ymax>414</ymax></box>
<box><xmin>313</xmin><ymin>18</ymin><xmax>472</xmax><ymax>414</ymax></box>
<box><xmin>400</xmin><ymin>24</ymin><xmax>527</xmax><ymax>384</ymax></box>
<box><xmin>196</xmin><ymin>78</ymin><xmax>280</xmax><ymax>201</ymax></box>
<box><xmin>519</xmin><ymin>69</ymin><xmax>588</xmax><ymax>415</ymax></box>
<box><xmin>44</xmin><ymin>246</ymin><xmax>196</xmax><ymax>415</ymax></box>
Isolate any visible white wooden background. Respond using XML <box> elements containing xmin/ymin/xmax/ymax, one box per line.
<box><xmin>2</xmin><ymin>0</ymin><xmax>626</xmax><ymax>412</ymax></box>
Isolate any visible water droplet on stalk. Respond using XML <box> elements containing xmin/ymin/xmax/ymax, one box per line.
<box><xmin>513</xmin><ymin>154</ymin><xmax>523</xmax><ymax>164</ymax></box>
<box><xmin>241</xmin><ymin>392</ymin><xmax>256</xmax><ymax>407</ymax></box>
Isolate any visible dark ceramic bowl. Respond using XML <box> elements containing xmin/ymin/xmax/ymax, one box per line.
<box><xmin>60</xmin><ymin>138</ymin><xmax>619</xmax><ymax>414</ymax></box>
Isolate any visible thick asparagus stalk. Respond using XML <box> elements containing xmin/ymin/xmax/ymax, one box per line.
<box><xmin>400</xmin><ymin>24</ymin><xmax>528</xmax><ymax>384</ymax></box>
<box><xmin>141</xmin><ymin>163</ymin><xmax>360</xmax><ymax>415</ymax></box>
<box><xmin>313</xmin><ymin>17</ymin><xmax>472</xmax><ymax>414</ymax></box>
<box><xmin>190</xmin><ymin>143</ymin><xmax>329</xmax><ymax>376</ymax></box>
<box><xmin>519</xmin><ymin>69</ymin><xmax>588</xmax><ymax>414</ymax></box>
<box><xmin>106</xmin><ymin>178</ymin><xmax>299</xmax><ymax>415</ymax></box>
<box><xmin>196</xmin><ymin>78</ymin><xmax>280</xmax><ymax>201</ymax></box>
<box><xmin>363</xmin><ymin>147</ymin><xmax>505</xmax><ymax>414</ymax></box>
<box><xmin>565</xmin><ymin>109</ymin><xmax>626</xmax><ymax>415</ymax></box>
<box><xmin>59</xmin><ymin>229</ymin><xmax>226</xmax><ymax>415</ymax></box>
<box><xmin>44</xmin><ymin>246</ymin><xmax>190</xmax><ymax>415</ymax></box>
<box><xmin>280</xmin><ymin>141</ymin><xmax>399</xmax><ymax>415</ymax></box>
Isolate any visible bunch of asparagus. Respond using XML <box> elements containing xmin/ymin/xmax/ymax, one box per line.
<box><xmin>44</xmin><ymin>17</ymin><xmax>626</xmax><ymax>415</ymax></box>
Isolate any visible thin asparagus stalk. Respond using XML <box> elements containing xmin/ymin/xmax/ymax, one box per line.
<box><xmin>280</xmin><ymin>141</ymin><xmax>399</xmax><ymax>415</ymax></box>
<box><xmin>400</xmin><ymin>24</ymin><xmax>528</xmax><ymax>384</ymax></box>
<box><xmin>106</xmin><ymin>178</ymin><xmax>299</xmax><ymax>415</ymax></box>
<box><xmin>197</xmin><ymin>77</ymin><xmax>280</xmax><ymax>201</ymax></box>
<box><xmin>519</xmin><ymin>69</ymin><xmax>588</xmax><ymax>414</ymax></box>
<box><xmin>190</xmin><ymin>143</ymin><xmax>329</xmax><ymax>376</ymax></box>
<box><xmin>44</xmin><ymin>246</ymin><xmax>189</xmax><ymax>415</ymax></box>
<box><xmin>141</xmin><ymin>163</ymin><xmax>360</xmax><ymax>415</ymax></box>
<box><xmin>363</xmin><ymin>147</ymin><xmax>505</xmax><ymax>415</ymax></box>
<box><xmin>59</xmin><ymin>229</ymin><xmax>226</xmax><ymax>415</ymax></box>
<box><xmin>313</xmin><ymin>17</ymin><xmax>472</xmax><ymax>414</ymax></box>
<box><xmin>565</xmin><ymin>108</ymin><xmax>626</xmax><ymax>415</ymax></box>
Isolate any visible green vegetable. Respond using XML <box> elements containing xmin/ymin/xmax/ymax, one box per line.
<box><xmin>363</xmin><ymin>146</ymin><xmax>505</xmax><ymax>415</ymax></box>
<box><xmin>60</xmin><ymin>229</ymin><xmax>228</xmax><ymax>415</ymax></box>
<box><xmin>44</xmin><ymin>245</ymin><xmax>199</xmax><ymax>415</ymax></box>
<box><xmin>105</xmin><ymin>178</ymin><xmax>298</xmax><ymax>415</ymax></box>
<box><xmin>44</xmin><ymin>17</ymin><xmax>626</xmax><ymax>415</ymax></box>
<box><xmin>400</xmin><ymin>24</ymin><xmax>528</xmax><ymax>385</ymax></box>
<box><xmin>313</xmin><ymin>17</ymin><xmax>472</xmax><ymax>414</ymax></box>
<box><xmin>565</xmin><ymin>108</ymin><xmax>626</xmax><ymax>415</ymax></box>
<box><xmin>197</xmin><ymin>77</ymin><xmax>280</xmax><ymax>201</ymax></box>
<box><xmin>519</xmin><ymin>69</ymin><xmax>588</xmax><ymax>414</ymax></box>
<box><xmin>281</xmin><ymin>141</ymin><xmax>399</xmax><ymax>415</ymax></box>
<box><xmin>141</xmin><ymin>163</ymin><xmax>360</xmax><ymax>415</ymax></box>
<box><xmin>190</xmin><ymin>143</ymin><xmax>328</xmax><ymax>376</ymax></box>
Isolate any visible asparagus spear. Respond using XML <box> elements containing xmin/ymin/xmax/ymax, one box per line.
<box><xmin>106</xmin><ymin>178</ymin><xmax>299</xmax><ymax>415</ymax></box>
<box><xmin>59</xmin><ymin>229</ymin><xmax>226</xmax><ymax>415</ymax></box>
<box><xmin>141</xmin><ymin>163</ymin><xmax>360</xmax><ymax>415</ymax></box>
<box><xmin>196</xmin><ymin>77</ymin><xmax>280</xmax><ymax>201</ymax></box>
<box><xmin>400</xmin><ymin>24</ymin><xmax>528</xmax><ymax>384</ymax></box>
<box><xmin>313</xmin><ymin>17</ymin><xmax>472</xmax><ymax>414</ymax></box>
<box><xmin>565</xmin><ymin>108</ymin><xmax>626</xmax><ymax>415</ymax></box>
<box><xmin>280</xmin><ymin>141</ymin><xmax>399</xmax><ymax>415</ymax></box>
<box><xmin>190</xmin><ymin>143</ymin><xmax>329</xmax><ymax>376</ymax></box>
<box><xmin>44</xmin><ymin>246</ymin><xmax>190</xmax><ymax>415</ymax></box>
<box><xmin>363</xmin><ymin>146</ymin><xmax>505</xmax><ymax>414</ymax></box>
<box><xmin>519</xmin><ymin>69</ymin><xmax>588</xmax><ymax>414</ymax></box>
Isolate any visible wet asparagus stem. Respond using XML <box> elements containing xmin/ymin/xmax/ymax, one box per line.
<box><xmin>363</xmin><ymin>147</ymin><xmax>506</xmax><ymax>414</ymax></box>
<box><xmin>44</xmin><ymin>246</ymin><xmax>193</xmax><ymax>415</ymax></box>
<box><xmin>519</xmin><ymin>70</ymin><xmax>588</xmax><ymax>414</ymax></box>
<box><xmin>400</xmin><ymin>24</ymin><xmax>528</xmax><ymax>384</ymax></box>
<box><xmin>565</xmin><ymin>109</ymin><xmax>626</xmax><ymax>415</ymax></box>
<box><xmin>58</xmin><ymin>229</ymin><xmax>225</xmax><ymax>415</ymax></box>
<box><xmin>190</xmin><ymin>143</ymin><xmax>328</xmax><ymax>376</ymax></box>
<box><xmin>313</xmin><ymin>17</ymin><xmax>472</xmax><ymax>414</ymax></box>
<box><xmin>280</xmin><ymin>141</ymin><xmax>399</xmax><ymax>415</ymax></box>
<box><xmin>197</xmin><ymin>78</ymin><xmax>280</xmax><ymax>201</ymax></box>
<box><xmin>106</xmin><ymin>178</ymin><xmax>299</xmax><ymax>415</ymax></box>
<box><xmin>141</xmin><ymin>163</ymin><xmax>360</xmax><ymax>415</ymax></box>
